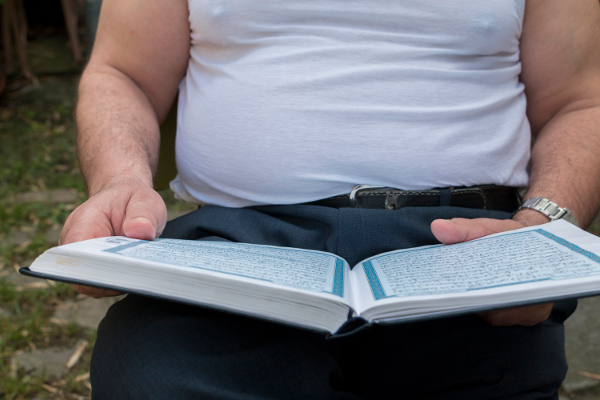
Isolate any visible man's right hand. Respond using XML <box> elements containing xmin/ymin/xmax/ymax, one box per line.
<box><xmin>59</xmin><ymin>179</ymin><xmax>167</xmax><ymax>298</ymax></box>
<box><xmin>68</xmin><ymin>0</ymin><xmax>188</xmax><ymax>298</ymax></box>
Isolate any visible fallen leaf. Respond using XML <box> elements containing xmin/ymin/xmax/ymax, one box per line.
<box><xmin>74</xmin><ymin>372</ymin><xmax>90</xmax><ymax>382</ymax></box>
<box><xmin>15</xmin><ymin>240</ymin><xmax>32</xmax><ymax>252</ymax></box>
<box><xmin>9</xmin><ymin>358</ymin><xmax>18</xmax><ymax>379</ymax></box>
<box><xmin>23</xmin><ymin>282</ymin><xmax>49</xmax><ymax>290</ymax></box>
<box><xmin>578</xmin><ymin>371</ymin><xmax>600</xmax><ymax>380</ymax></box>
<box><xmin>65</xmin><ymin>340</ymin><xmax>89</xmax><ymax>371</ymax></box>
<box><xmin>53</xmin><ymin>302</ymin><xmax>73</xmax><ymax>310</ymax></box>
<box><xmin>42</xmin><ymin>384</ymin><xmax>58</xmax><ymax>394</ymax></box>
<box><xmin>37</xmin><ymin>178</ymin><xmax>47</xmax><ymax>191</ymax></box>
<box><xmin>28</xmin><ymin>341</ymin><xmax>38</xmax><ymax>353</ymax></box>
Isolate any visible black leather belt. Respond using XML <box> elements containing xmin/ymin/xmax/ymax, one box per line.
<box><xmin>304</xmin><ymin>185</ymin><xmax>522</xmax><ymax>213</ymax></box>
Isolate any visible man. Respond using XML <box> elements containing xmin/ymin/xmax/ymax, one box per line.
<box><xmin>61</xmin><ymin>0</ymin><xmax>600</xmax><ymax>398</ymax></box>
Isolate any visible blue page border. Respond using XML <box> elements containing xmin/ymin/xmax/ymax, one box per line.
<box><xmin>362</xmin><ymin>228</ymin><xmax>600</xmax><ymax>301</ymax></box>
<box><xmin>363</xmin><ymin>260</ymin><xmax>386</xmax><ymax>300</ymax></box>
<box><xmin>534</xmin><ymin>229</ymin><xmax>600</xmax><ymax>263</ymax></box>
<box><xmin>332</xmin><ymin>259</ymin><xmax>345</xmax><ymax>297</ymax></box>
<box><xmin>103</xmin><ymin>241</ymin><xmax>149</xmax><ymax>253</ymax></box>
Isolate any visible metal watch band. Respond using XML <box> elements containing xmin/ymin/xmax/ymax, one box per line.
<box><xmin>515</xmin><ymin>197</ymin><xmax>579</xmax><ymax>227</ymax></box>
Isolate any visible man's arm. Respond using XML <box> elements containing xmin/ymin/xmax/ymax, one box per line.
<box><xmin>517</xmin><ymin>0</ymin><xmax>600</xmax><ymax>227</ymax></box>
<box><xmin>59</xmin><ymin>0</ymin><xmax>190</xmax><ymax>297</ymax></box>
<box><xmin>431</xmin><ymin>0</ymin><xmax>600</xmax><ymax>326</ymax></box>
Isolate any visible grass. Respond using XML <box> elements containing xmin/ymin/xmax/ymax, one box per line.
<box><xmin>0</xmin><ymin>280</ymin><xmax>96</xmax><ymax>400</ymax></box>
<box><xmin>0</xmin><ymin>73</ymin><xmax>193</xmax><ymax>400</ymax></box>
<box><xmin>0</xmin><ymin>74</ymin><xmax>96</xmax><ymax>399</ymax></box>
<box><xmin>0</xmin><ymin>79</ymin><xmax>82</xmax><ymax>196</ymax></box>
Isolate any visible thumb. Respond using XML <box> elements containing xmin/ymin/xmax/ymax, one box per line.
<box><xmin>121</xmin><ymin>195</ymin><xmax>167</xmax><ymax>240</ymax></box>
<box><xmin>430</xmin><ymin>219</ymin><xmax>470</xmax><ymax>244</ymax></box>
<box><xmin>123</xmin><ymin>216</ymin><xmax>157</xmax><ymax>240</ymax></box>
<box><xmin>431</xmin><ymin>218</ymin><xmax>523</xmax><ymax>245</ymax></box>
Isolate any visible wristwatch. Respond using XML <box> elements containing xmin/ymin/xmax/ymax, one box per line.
<box><xmin>515</xmin><ymin>197</ymin><xmax>579</xmax><ymax>227</ymax></box>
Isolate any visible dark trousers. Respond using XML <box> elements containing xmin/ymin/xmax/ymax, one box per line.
<box><xmin>91</xmin><ymin>205</ymin><xmax>576</xmax><ymax>399</ymax></box>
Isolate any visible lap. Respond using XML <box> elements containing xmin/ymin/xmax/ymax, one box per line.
<box><xmin>90</xmin><ymin>205</ymin><xmax>575</xmax><ymax>399</ymax></box>
<box><xmin>92</xmin><ymin>295</ymin><xmax>359</xmax><ymax>400</ymax></box>
<box><xmin>330</xmin><ymin>304</ymin><xmax>572</xmax><ymax>399</ymax></box>
<box><xmin>92</xmin><ymin>295</ymin><xmax>572</xmax><ymax>400</ymax></box>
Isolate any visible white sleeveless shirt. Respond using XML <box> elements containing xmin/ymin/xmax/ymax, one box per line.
<box><xmin>172</xmin><ymin>0</ymin><xmax>530</xmax><ymax>207</ymax></box>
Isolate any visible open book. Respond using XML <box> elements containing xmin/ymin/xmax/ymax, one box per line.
<box><xmin>22</xmin><ymin>220</ymin><xmax>600</xmax><ymax>333</ymax></box>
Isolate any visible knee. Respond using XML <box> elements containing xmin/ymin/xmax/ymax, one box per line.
<box><xmin>89</xmin><ymin>296</ymin><xmax>177</xmax><ymax>399</ymax></box>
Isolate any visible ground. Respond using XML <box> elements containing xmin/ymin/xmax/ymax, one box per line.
<box><xmin>0</xmin><ymin>31</ymin><xmax>194</xmax><ymax>399</ymax></box>
<box><xmin>0</xmin><ymin>31</ymin><xmax>599</xmax><ymax>400</ymax></box>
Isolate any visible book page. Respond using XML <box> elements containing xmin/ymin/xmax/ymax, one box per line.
<box><xmin>31</xmin><ymin>237</ymin><xmax>353</xmax><ymax>333</ymax></box>
<box><xmin>100</xmin><ymin>239</ymin><xmax>348</xmax><ymax>298</ymax></box>
<box><xmin>353</xmin><ymin>223</ymin><xmax>600</xmax><ymax>308</ymax></box>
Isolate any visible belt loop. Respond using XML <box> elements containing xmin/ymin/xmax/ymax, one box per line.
<box><xmin>439</xmin><ymin>188</ymin><xmax>452</xmax><ymax>206</ymax></box>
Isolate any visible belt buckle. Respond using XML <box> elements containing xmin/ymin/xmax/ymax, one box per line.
<box><xmin>348</xmin><ymin>185</ymin><xmax>385</xmax><ymax>207</ymax></box>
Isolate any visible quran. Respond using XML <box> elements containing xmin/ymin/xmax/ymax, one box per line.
<box><xmin>22</xmin><ymin>220</ymin><xmax>600</xmax><ymax>333</ymax></box>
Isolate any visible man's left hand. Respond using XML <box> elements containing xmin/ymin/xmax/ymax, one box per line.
<box><xmin>430</xmin><ymin>217</ymin><xmax>553</xmax><ymax>327</ymax></box>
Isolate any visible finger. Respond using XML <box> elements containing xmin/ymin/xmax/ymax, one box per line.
<box><xmin>60</xmin><ymin>208</ymin><xmax>115</xmax><ymax>245</ymax></box>
<box><xmin>122</xmin><ymin>191</ymin><xmax>167</xmax><ymax>240</ymax></box>
<box><xmin>122</xmin><ymin>217</ymin><xmax>157</xmax><ymax>240</ymax></box>
<box><xmin>478</xmin><ymin>303</ymin><xmax>554</xmax><ymax>326</ymax></box>
<box><xmin>430</xmin><ymin>219</ymin><xmax>469</xmax><ymax>244</ymax></box>
<box><xmin>73</xmin><ymin>284</ymin><xmax>123</xmax><ymax>298</ymax></box>
<box><xmin>430</xmin><ymin>218</ymin><xmax>523</xmax><ymax>245</ymax></box>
